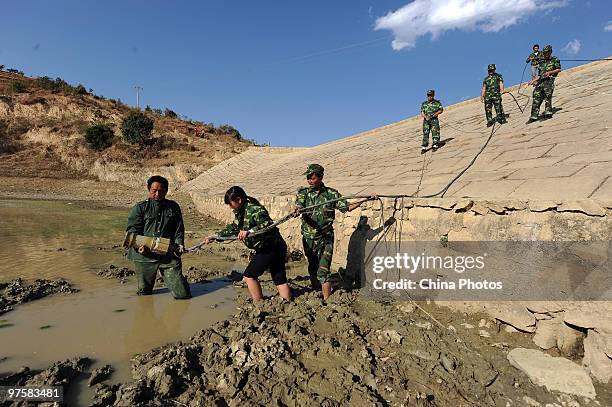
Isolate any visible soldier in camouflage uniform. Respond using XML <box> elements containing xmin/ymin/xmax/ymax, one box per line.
<box><xmin>481</xmin><ymin>64</ymin><xmax>507</xmax><ymax>127</ymax></box>
<box><xmin>202</xmin><ymin>186</ymin><xmax>291</xmax><ymax>302</ymax></box>
<box><xmin>527</xmin><ymin>45</ymin><xmax>562</xmax><ymax>123</ymax></box>
<box><xmin>126</xmin><ymin>175</ymin><xmax>192</xmax><ymax>299</ymax></box>
<box><xmin>294</xmin><ymin>164</ymin><xmax>371</xmax><ymax>300</ymax></box>
<box><xmin>420</xmin><ymin>90</ymin><xmax>444</xmax><ymax>154</ymax></box>
<box><xmin>526</xmin><ymin>44</ymin><xmax>542</xmax><ymax>80</ymax></box>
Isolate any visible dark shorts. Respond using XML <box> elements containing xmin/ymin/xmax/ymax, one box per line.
<box><xmin>243</xmin><ymin>236</ymin><xmax>288</xmax><ymax>286</ymax></box>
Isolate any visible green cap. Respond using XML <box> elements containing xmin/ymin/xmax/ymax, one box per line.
<box><xmin>543</xmin><ymin>45</ymin><xmax>552</xmax><ymax>53</ymax></box>
<box><xmin>488</xmin><ymin>64</ymin><xmax>496</xmax><ymax>71</ymax></box>
<box><xmin>427</xmin><ymin>89</ymin><xmax>435</xmax><ymax>96</ymax></box>
<box><xmin>303</xmin><ymin>163</ymin><xmax>324</xmax><ymax>176</ymax></box>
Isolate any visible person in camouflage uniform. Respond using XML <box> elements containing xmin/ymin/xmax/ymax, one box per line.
<box><xmin>420</xmin><ymin>90</ymin><xmax>444</xmax><ymax>153</ymax></box>
<box><xmin>526</xmin><ymin>44</ymin><xmax>542</xmax><ymax>80</ymax></box>
<box><xmin>480</xmin><ymin>64</ymin><xmax>507</xmax><ymax>127</ymax></box>
<box><xmin>203</xmin><ymin>186</ymin><xmax>291</xmax><ymax>302</ymax></box>
<box><xmin>126</xmin><ymin>175</ymin><xmax>192</xmax><ymax>299</ymax></box>
<box><xmin>527</xmin><ymin>45</ymin><xmax>562</xmax><ymax>123</ymax></box>
<box><xmin>294</xmin><ymin>164</ymin><xmax>372</xmax><ymax>300</ymax></box>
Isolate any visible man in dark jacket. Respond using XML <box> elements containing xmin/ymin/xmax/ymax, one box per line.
<box><xmin>126</xmin><ymin>175</ymin><xmax>192</xmax><ymax>299</ymax></box>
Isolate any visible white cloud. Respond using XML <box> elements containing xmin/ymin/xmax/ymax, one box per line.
<box><xmin>605</xmin><ymin>20</ymin><xmax>612</xmax><ymax>31</ymax></box>
<box><xmin>561</xmin><ymin>39</ymin><xmax>581</xmax><ymax>55</ymax></box>
<box><xmin>374</xmin><ymin>0</ymin><xmax>569</xmax><ymax>50</ymax></box>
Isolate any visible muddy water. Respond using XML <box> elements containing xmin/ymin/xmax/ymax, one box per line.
<box><xmin>0</xmin><ymin>199</ymin><xmax>237</xmax><ymax>404</ymax></box>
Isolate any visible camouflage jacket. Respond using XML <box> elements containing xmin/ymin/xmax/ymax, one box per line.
<box><xmin>421</xmin><ymin>99</ymin><xmax>443</xmax><ymax>120</ymax></box>
<box><xmin>483</xmin><ymin>73</ymin><xmax>504</xmax><ymax>98</ymax></box>
<box><xmin>526</xmin><ymin>51</ymin><xmax>541</xmax><ymax>66</ymax></box>
<box><xmin>126</xmin><ymin>198</ymin><xmax>184</xmax><ymax>262</ymax></box>
<box><xmin>216</xmin><ymin>197</ymin><xmax>279</xmax><ymax>251</ymax></box>
<box><xmin>537</xmin><ymin>57</ymin><xmax>561</xmax><ymax>83</ymax></box>
<box><xmin>296</xmin><ymin>184</ymin><xmax>348</xmax><ymax>239</ymax></box>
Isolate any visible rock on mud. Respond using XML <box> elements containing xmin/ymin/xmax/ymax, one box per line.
<box><xmin>0</xmin><ymin>357</ymin><xmax>90</xmax><ymax>388</ymax></box>
<box><xmin>507</xmin><ymin>348</ymin><xmax>596</xmax><ymax>399</ymax></box>
<box><xmin>96</xmin><ymin>265</ymin><xmax>134</xmax><ymax>283</ymax></box>
<box><xmin>0</xmin><ymin>278</ymin><xmax>78</xmax><ymax>315</ymax></box>
<box><xmin>89</xmin><ymin>364</ymin><xmax>114</xmax><ymax>386</ymax></box>
<box><xmin>183</xmin><ymin>265</ymin><xmax>224</xmax><ymax>283</ymax></box>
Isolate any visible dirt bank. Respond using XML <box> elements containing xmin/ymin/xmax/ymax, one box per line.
<box><xmin>0</xmin><ymin>278</ymin><xmax>78</xmax><ymax>316</ymax></box>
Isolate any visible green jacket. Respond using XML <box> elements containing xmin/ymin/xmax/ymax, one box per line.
<box><xmin>421</xmin><ymin>99</ymin><xmax>443</xmax><ymax>120</ymax></box>
<box><xmin>126</xmin><ymin>198</ymin><xmax>184</xmax><ymax>262</ymax></box>
<box><xmin>538</xmin><ymin>57</ymin><xmax>561</xmax><ymax>83</ymax></box>
<box><xmin>296</xmin><ymin>184</ymin><xmax>348</xmax><ymax>240</ymax></box>
<box><xmin>526</xmin><ymin>51</ymin><xmax>541</xmax><ymax>66</ymax></box>
<box><xmin>483</xmin><ymin>73</ymin><xmax>504</xmax><ymax>98</ymax></box>
<box><xmin>216</xmin><ymin>197</ymin><xmax>279</xmax><ymax>251</ymax></box>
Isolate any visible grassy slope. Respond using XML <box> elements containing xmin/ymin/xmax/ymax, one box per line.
<box><xmin>0</xmin><ymin>71</ymin><xmax>254</xmax><ymax>180</ymax></box>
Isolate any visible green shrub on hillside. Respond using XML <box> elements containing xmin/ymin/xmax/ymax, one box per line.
<box><xmin>35</xmin><ymin>76</ymin><xmax>90</xmax><ymax>96</ymax></box>
<box><xmin>10</xmin><ymin>82</ymin><xmax>27</xmax><ymax>93</ymax></box>
<box><xmin>121</xmin><ymin>111</ymin><xmax>154</xmax><ymax>145</ymax></box>
<box><xmin>75</xmin><ymin>84</ymin><xmax>88</xmax><ymax>95</ymax></box>
<box><xmin>84</xmin><ymin>124</ymin><xmax>115</xmax><ymax>150</ymax></box>
<box><xmin>219</xmin><ymin>124</ymin><xmax>242</xmax><ymax>140</ymax></box>
<box><xmin>164</xmin><ymin>108</ymin><xmax>177</xmax><ymax>118</ymax></box>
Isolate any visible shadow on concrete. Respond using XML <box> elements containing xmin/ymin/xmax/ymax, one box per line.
<box><xmin>335</xmin><ymin>215</ymin><xmax>395</xmax><ymax>290</ymax></box>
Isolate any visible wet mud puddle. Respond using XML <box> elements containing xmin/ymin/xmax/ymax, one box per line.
<box><xmin>0</xmin><ymin>199</ymin><xmax>237</xmax><ymax>404</ymax></box>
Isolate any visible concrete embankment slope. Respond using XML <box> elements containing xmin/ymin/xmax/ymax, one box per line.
<box><xmin>185</xmin><ymin>58</ymin><xmax>612</xmax><ymax>268</ymax></box>
<box><xmin>185</xmin><ymin>59</ymin><xmax>612</xmax><ymax>388</ymax></box>
<box><xmin>186</xmin><ymin>59</ymin><xmax>611</xmax><ymax>200</ymax></box>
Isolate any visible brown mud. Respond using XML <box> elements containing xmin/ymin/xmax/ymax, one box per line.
<box><xmin>83</xmin><ymin>265</ymin><xmax>606</xmax><ymax>407</ymax></box>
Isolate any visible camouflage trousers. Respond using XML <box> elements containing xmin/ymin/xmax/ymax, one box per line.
<box><xmin>134</xmin><ymin>258</ymin><xmax>192</xmax><ymax>299</ymax></box>
<box><xmin>422</xmin><ymin>118</ymin><xmax>440</xmax><ymax>147</ymax></box>
<box><xmin>303</xmin><ymin>234</ymin><xmax>334</xmax><ymax>287</ymax></box>
<box><xmin>484</xmin><ymin>95</ymin><xmax>506</xmax><ymax>125</ymax></box>
<box><xmin>530</xmin><ymin>79</ymin><xmax>555</xmax><ymax>119</ymax></box>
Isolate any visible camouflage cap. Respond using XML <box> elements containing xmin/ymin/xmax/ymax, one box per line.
<box><xmin>488</xmin><ymin>64</ymin><xmax>496</xmax><ymax>71</ymax></box>
<box><xmin>543</xmin><ymin>45</ymin><xmax>552</xmax><ymax>53</ymax></box>
<box><xmin>427</xmin><ymin>89</ymin><xmax>435</xmax><ymax>96</ymax></box>
<box><xmin>303</xmin><ymin>163</ymin><xmax>324</xmax><ymax>176</ymax></box>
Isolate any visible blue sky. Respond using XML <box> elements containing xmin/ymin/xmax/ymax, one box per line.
<box><xmin>1</xmin><ymin>1</ymin><xmax>610</xmax><ymax>146</ymax></box>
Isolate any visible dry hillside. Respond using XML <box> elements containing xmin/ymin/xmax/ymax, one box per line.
<box><xmin>0</xmin><ymin>71</ymin><xmax>254</xmax><ymax>188</ymax></box>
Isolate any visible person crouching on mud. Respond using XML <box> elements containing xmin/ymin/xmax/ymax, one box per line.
<box><xmin>202</xmin><ymin>186</ymin><xmax>291</xmax><ymax>303</ymax></box>
<box><xmin>126</xmin><ymin>175</ymin><xmax>192</xmax><ymax>299</ymax></box>
<box><xmin>293</xmin><ymin>164</ymin><xmax>373</xmax><ymax>301</ymax></box>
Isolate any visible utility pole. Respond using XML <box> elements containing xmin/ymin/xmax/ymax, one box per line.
<box><xmin>134</xmin><ymin>86</ymin><xmax>143</xmax><ymax>109</ymax></box>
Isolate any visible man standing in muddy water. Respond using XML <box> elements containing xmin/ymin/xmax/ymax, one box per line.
<box><xmin>126</xmin><ymin>175</ymin><xmax>192</xmax><ymax>299</ymax></box>
<box><xmin>294</xmin><ymin>164</ymin><xmax>371</xmax><ymax>300</ymax></box>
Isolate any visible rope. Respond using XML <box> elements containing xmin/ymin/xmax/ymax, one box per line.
<box><xmin>502</xmin><ymin>90</ymin><xmax>526</xmax><ymax>114</ymax></box>
<box><xmin>413</xmin><ymin>149</ymin><xmax>431</xmax><ymax>197</ymax></box>
<box><xmin>186</xmin><ymin>196</ymin><xmax>375</xmax><ymax>251</ymax></box>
